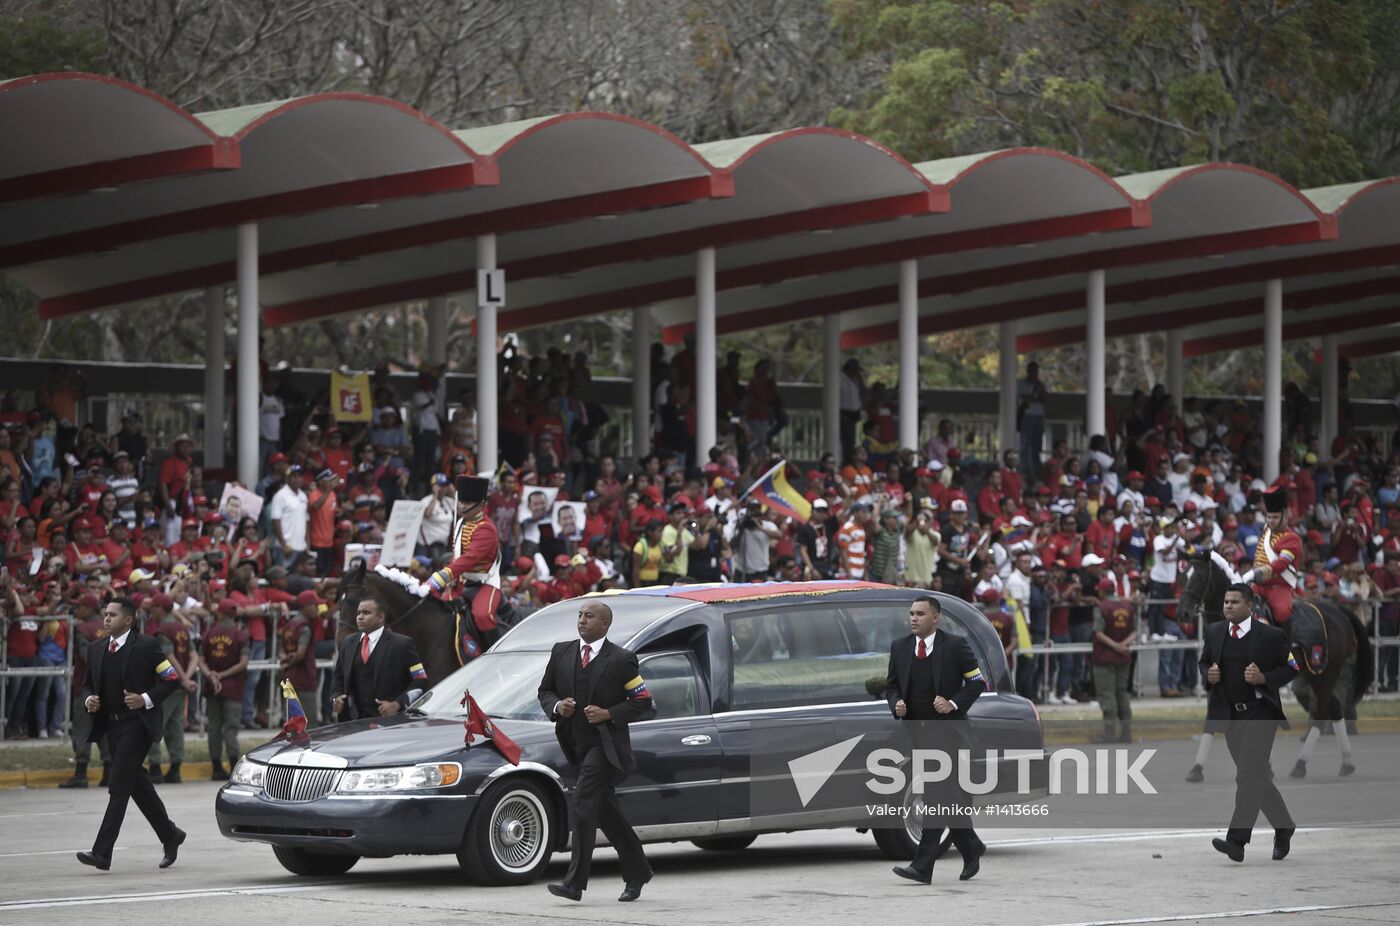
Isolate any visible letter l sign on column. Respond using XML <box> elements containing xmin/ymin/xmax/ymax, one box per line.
<box><xmin>477</xmin><ymin>269</ymin><xmax>505</xmax><ymax>309</ymax></box>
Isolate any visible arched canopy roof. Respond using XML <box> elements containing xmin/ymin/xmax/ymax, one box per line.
<box><xmin>0</xmin><ymin>70</ymin><xmax>1394</xmax><ymax>362</ymax></box>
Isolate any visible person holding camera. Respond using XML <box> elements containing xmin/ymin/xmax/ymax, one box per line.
<box><xmin>687</xmin><ymin>510</ymin><xmax>729</xmax><ymax>582</ymax></box>
<box><xmin>658</xmin><ymin>502</ymin><xmax>696</xmax><ymax>585</ymax></box>
<box><xmin>795</xmin><ymin>498</ymin><xmax>835</xmax><ymax>580</ymax></box>
<box><xmin>733</xmin><ymin>499</ymin><xmax>779</xmax><ymax>582</ymax></box>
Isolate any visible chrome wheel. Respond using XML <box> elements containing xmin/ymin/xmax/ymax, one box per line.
<box><xmin>489</xmin><ymin>789</ymin><xmax>547</xmax><ymax>873</ymax></box>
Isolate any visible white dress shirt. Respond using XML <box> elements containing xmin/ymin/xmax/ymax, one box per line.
<box><xmin>361</xmin><ymin>625</ymin><xmax>385</xmax><ymax>658</ymax></box>
<box><xmin>578</xmin><ymin>635</ymin><xmax>607</xmax><ymax>665</ymax></box>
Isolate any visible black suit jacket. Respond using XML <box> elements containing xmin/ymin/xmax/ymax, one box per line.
<box><xmin>537</xmin><ymin>639</ymin><xmax>656</xmax><ymax>772</ymax></box>
<box><xmin>329</xmin><ymin>629</ymin><xmax>423</xmax><ymax>721</ymax></box>
<box><xmin>1200</xmin><ymin>619</ymin><xmax>1296</xmax><ymax>729</ymax></box>
<box><xmin>882</xmin><ymin>632</ymin><xmax>985</xmax><ymax>745</ymax></box>
<box><xmin>80</xmin><ymin>633</ymin><xmax>179</xmax><ymax>744</ymax></box>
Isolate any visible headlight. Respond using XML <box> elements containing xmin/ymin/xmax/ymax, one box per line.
<box><xmin>336</xmin><ymin>763</ymin><xmax>462</xmax><ymax>793</ymax></box>
<box><xmin>230</xmin><ymin>758</ymin><xmax>266</xmax><ymax>788</ymax></box>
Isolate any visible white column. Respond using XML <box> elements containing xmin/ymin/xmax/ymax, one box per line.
<box><xmin>695</xmin><ymin>247</ymin><xmax>718</xmax><ymax>458</ymax></box>
<box><xmin>236</xmin><ymin>224</ymin><xmax>259</xmax><ymax>486</ymax></box>
<box><xmin>1166</xmin><ymin>328</ymin><xmax>1184</xmax><ymax>413</ymax></box>
<box><xmin>823</xmin><ymin>314</ymin><xmax>841</xmax><ymax>458</ymax></box>
<box><xmin>1321</xmin><ymin>334</ymin><xmax>1338</xmax><ymax>457</ymax></box>
<box><xmin>203</xmin><ymin>286</ymin><xmax>225</xmax><ymax>470</ymax></box>
<box><xmin>426</xmin><ymin>295</ymin><xmax>448</xmax><ymax>367</ymax></box>
<box><xmin>999</xmin><ymin>320</ymin><xmax>1017</xmax><ymax>454</ymax></box>
<box><xmin>898</xmin><ymin>259</ymin><xmax>919</xmax><ymax>450</ymax></box>
<box><xmin>1086</xmin><ymin>269</ymin><xmax>1106</xmax><ymax>437</ymax></box>
<box><xmin>631</xmin><ymin>306</ymin><xmax>651</xmax><ymax>456</ymax></box>
<box><xmin>1263</xmin><ymin>278</ymin><xmax>1283</xmax><ymax>482</ymax></box>
<box><xmin>475</xmin><ymin>234</ymin><xmax>498</xmax><ymax>475</ymax></box>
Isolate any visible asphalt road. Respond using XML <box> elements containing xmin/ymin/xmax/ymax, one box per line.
<box><xmin>2</xmin><ymin>733</ymin><xmax>1398</xmax><ymax>926</ymax></box>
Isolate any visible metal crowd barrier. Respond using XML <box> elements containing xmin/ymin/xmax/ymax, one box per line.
<box><xmin>1014</xmin><ymin>596</ymin><xmax>1400</xmax><ymax>703</ymax></box>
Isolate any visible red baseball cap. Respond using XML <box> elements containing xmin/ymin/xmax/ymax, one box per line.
<box><xmin>295</xmin><ymin>590</ymin><xmax>321</xmax><ymax>608</ymax></box>
<box><xmin>150</xmin><ymin>593</ymin><xmax>175</xmax><ymax>610</ymax></box>
<box><xmin>77</xmin><ymin>593</ymin><xmax>101</xmax><ymax>610</ymax></box>
<box><xmin>180</xmin><ymin>517</ymin><xmax>198</xmax><ymax>529</ymax></box>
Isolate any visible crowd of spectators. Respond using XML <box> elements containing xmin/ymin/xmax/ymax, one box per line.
<box><xmin>2</xmin><ymin>348</ymin><xmax>1398</xmax><ymax>747</ymax></box>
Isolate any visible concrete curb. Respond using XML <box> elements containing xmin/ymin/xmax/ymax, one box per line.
<box><xmin>0</xmin><ymin>762</ymin><xmax>219</xmax><ymax>790</ymax></box>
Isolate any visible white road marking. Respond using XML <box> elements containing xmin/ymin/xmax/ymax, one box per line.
<box><xmin>985</xmin><ymin>819</ymin><xmax>1400</xmax><ymax>849</ymax></box>
<box><xmin>1043</xmin><ymin>901</ymin><xmax>1400</xmax><ymax>926</ymax></box>
<box><xmin>0</xmin><ymin>847</ymin><xmax>128</xmax><ymax>859</ymax></box>
<box><xmin>0</xmin><ymin>883</ymin><xmax>338</xmax><ymax>910</ymax></box>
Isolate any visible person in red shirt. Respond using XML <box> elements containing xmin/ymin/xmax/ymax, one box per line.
<box><xmin>580</xmin><ymin>491</ymin><xmax>612</xmax><ymax>549</ymax></box>
<box><xmin>307</xmin><ymin>469</ymin><xmax>343</xmax><ymax>575</ymax></box>
<box><xmin>65</xmin><ymin>516</ymin><xmax>109</xmax><ymax>576</ymax></box>
<box><xmin>168</xmin><ymin>518</ymin><xmax>204</xmax><ymax>565</ymax></box>
<box><xmin>1040</xmin><ymin>513</ymin><xmax>1084</xmax><ymax>570</ymax></box>
<box><xmin>348</xmin><ymin>464</ymin><xmax>384</xmax><ymax>521</ymax></box>
<box><xmin>528</xmin><ymin>398</ymin><xmax>568</xmax><ymax>458</ymax></box>
<box><xmin>158</xmin><ymin>434</ymin><xmax>195</xmax><ymax>517</ymax></box>
<box><xmin>841</xmin><ymin>446</ymin><xmax>875</xmax><ymax>498</ymax></box>
<box><xmin>100</xmin><ymin>518</ymin><xmax>134</xmax><ymax>585</ymax></box>
<box><xmin>73</xmin><ymin>464</ymin><xmax>109</xmax><ymax>515</ymax></box>
<box><xmin>1084</xmin><ymin>505</ymin><xmax>1119</xmax><ymax>562</ymax></box>
<box><xmin>129</xmin><ymin>518</ymin><xmax>168</xmax><ymax>578</ymax></box>
<box><xmin>203</xmin><ymin>513</ymin><xmax>232</xmax><ymax>580</ymax></box>
<box><xmin>322</xmin><ymin>427</ymin><xmax>355</xmax><ymax>482</ymax></box>
<box><xmin>999</xmin><ymin>451</ymin><xmax>1023</xmax><ymax>506</ymax></box>
<box><xmin>977</xmin><ymin>469</ymin><xmax>1006</xmax><ymax>521</ymax></box>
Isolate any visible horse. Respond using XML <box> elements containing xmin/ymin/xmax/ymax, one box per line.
<box><xmin>1177</xmin><ymin>550</ymin><xmax>1374</xmax><ymax>778</ymax></box>
<box><xmin>337</xmin><ymin>560</ymin><xmax>498</xmax><ymax>689</ymax></box>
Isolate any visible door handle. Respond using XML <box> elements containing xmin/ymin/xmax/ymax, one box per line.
<box><xmin>680</xmin><ymin>734</ymin><xmax>712</xmax><ymax>746</ymax></box>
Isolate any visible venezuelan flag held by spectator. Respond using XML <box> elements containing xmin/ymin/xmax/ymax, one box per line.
<box><xmin>743</xmin><ymin>461</ymin><xmax>812</xmax><ymax>524</ymax></box>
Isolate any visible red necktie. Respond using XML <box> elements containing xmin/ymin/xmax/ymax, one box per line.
<box><xmin>108</xmin><ymin>639</ymin><xmax>118</xmax><ymax>653</ymax></box>
<box><xmin>916</xmin><ymin>639</ymin><xmax>927</xmax><ymax>660</ymax></box>
<box><xmin>360</xmin><ymin>634</ymin><xmax>371</xmax><ymax>663</ymax></box>
<box><xmin>1231</xmin><ymin>624</ymin><xmax>1241</xmax><ymax>639</ymax></box>
<box><xmin>581</xmin><ymin>644</ymin><xmax>591</xmax><ymax>668</ymax></box>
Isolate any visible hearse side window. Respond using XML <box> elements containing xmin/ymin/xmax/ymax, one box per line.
<box><xmin>840</xmin><ymin>603</ymin><xmax>993</xmax><ymax>689</ymax></box>
<box><xmin>726</xmin><ymin>607</ymin><xmax>874</xmax><ymax>710</ymax></box>
<box><xmin>637</xmin><ymin>652</ymin><xmax>704</xmax><ymax>720</ymax></box>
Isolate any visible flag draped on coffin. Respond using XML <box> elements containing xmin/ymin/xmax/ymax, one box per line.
<box><xmin>741</xmin><ymin>461</ymin><xmax>811</xmax><ymax>523</ymax></box>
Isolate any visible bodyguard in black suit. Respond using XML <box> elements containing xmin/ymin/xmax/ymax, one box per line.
<box><xmin>77</xmin><ymin>598</ymin><xmax>185</xmax><ymax>871</ymax></box>
<box><xmin>538</xmin><ymin>600</ymin><xmax>657</xmax><ymax>903</ymax></box>
<box><xmin>1202</xmin><ymin>583</ymin><xmax>1297</xmax><ymax>862</ymax></box>
<box><xmin>330</xmin><ymin>595</ymin><xmax>426</xmax><ymax>721</ymax></box>
<box><xmin>883</xmin><ymin>595</ymin><xmax>988</xmax><ymax>884</ymax></box>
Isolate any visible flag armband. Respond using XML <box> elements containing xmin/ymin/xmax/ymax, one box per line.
<box><xmin>624</xmin><ymin>675</ymin><xmax>651</xmax><ymax>701</ymax></box>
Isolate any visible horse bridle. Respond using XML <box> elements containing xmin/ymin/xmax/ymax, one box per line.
<box><xmin>1187</xmin><ymin>555</ymin><xmax>1225</xmax><ymax>623</ymax></box>
<box><xmin>338</xmin><ymin>561</ymin><xmax>436</xmax><ymax>632</ymax></box>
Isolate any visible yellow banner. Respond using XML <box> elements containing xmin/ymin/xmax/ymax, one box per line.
<box><xmin>330</xmin><ymin>371</ymin><xmax>371</xmax><ymax>422</ymax></box>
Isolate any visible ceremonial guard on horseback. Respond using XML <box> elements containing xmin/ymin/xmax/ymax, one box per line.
<box><xmin>1180</xmin><ymin>485</ymin><xmax>1372</xmax><ymax>783</ymax></box>
<box><xmin>1252</xmin><ymin>486</ymin><xmax>1302</xmax><ymax>627</ymax></box>
<box><xmin>427</xmin><ymin>475</ymin><xmax>506</xmax><ymax>654</ymax></box>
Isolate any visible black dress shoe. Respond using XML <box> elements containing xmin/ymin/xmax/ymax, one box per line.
<box><xmin>892</xmin><ymin>865</ymin><xmax>932</xmax><ymax>884</ymax></box>
<box><xmin>159</xmin><ymin>828</ymin><xmax>186</xmax><ymax>869</ymax></box>
<box><xmin>1212</xmin><ymin>838</ymin><xmax>1244</xmax><ymax>862</ymax></box>
<box><xmin>1273</xmin><ymin>828</ymin><xmax>1294</xmax><ymax>861</ymax></box>
<box><xmin>76</xmin><ymin>851</ymin><xmax>111</xmax><ymax>871</ymax></box>
<box><xmin>960</xmin><ymin>839</ymin><xmax>986</xmax><ymax>881</ymax></box>
<box><xmin>618</xmin><ymin>880</ymin><xmax>648</xmax><ymax>902</ymax></box>
<box><xmin>547</xmin><ymin>882</ymin><xmax>582</xmax><ymax>901</ymax></box>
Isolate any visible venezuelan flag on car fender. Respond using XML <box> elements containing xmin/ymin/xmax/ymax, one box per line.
<box><xmin>279</xmin><ymin>679</ymin><xmax>310</xmax><ymax>746</ymax></box>
<box><xmin>742</xmin><ymin>461</ymin><xmax>812</xmax><ymax>524</ymax></box>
